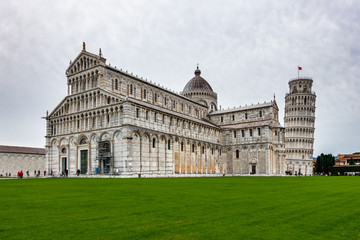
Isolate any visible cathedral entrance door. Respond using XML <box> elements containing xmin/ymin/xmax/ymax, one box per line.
<box><xmin>62</xmin><ymin>157</ymin><xmax>67</xmax><ymax>172</ymax></box>
<box><xmin>251</xmin><ymin>165</ymin><xmax>256</xmax><ymax>174</ymax></box>
<box><xmin>80</xmin><ymin>150</ymin><xmax>88</xmax><ymax>174</ymax></box>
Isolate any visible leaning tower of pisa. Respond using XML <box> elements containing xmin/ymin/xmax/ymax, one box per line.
<box><xmin>284</xmin><ymin>77</ymin><xmax>316</xmax><ymax>176</ymax></box>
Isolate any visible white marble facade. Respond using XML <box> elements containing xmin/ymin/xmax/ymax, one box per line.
<box><xmin>45</xmin><ymin>45</ymin><xmax>314</xmax><ymax>176</ymax></box>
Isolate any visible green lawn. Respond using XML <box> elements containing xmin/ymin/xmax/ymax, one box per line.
<box><xmin>1</xmin><ymin>177</ymin><xmax>360</xmax><ymax>240</ymax></box>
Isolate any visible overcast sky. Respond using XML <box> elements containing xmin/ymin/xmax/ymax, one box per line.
<box><xmin>0</xmin><ymin>0</ymin><xmax>359</xmax><ymax>157</ymax></box>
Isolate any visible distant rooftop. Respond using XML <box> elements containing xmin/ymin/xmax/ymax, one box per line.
<box><xmin>0</xmin><ymin>145</ymin><xmax>45</xmax><ymax>155</ymax></box>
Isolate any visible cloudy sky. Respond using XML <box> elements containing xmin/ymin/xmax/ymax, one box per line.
<box><xmin>0</xmin><ymin>0</ymin><xmax>359</xmax><ymax>156</ymax></box>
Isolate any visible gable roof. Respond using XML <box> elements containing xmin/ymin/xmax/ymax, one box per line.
<box><xmin>66</xmin><ymin>50</ymin><xmax>106</xmax><ymax>76</ymax></box>
<box><xmin>0</xmin><ymin>145</ymin><xmax>45</xmax><ymax>155</ymax></box>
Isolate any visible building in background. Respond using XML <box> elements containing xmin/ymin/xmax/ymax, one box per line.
<box><xmin>0</xmin><ymin>145</ymin><xmax>45</xmax><ymax>176</ymax></box>
<box><xmin>45</xmin><ymin>44</ymin><xmax>316</xmax><ymax>176</ymax></box>
<box><xmin>284</xmin><ymin>77</ymin><xmax>316</xmax><ymax>176</ymax></box>
<box><xmin>336</xmin><ymin>153</ymin><xmax>360</xmax><ymax>165</ymax></box>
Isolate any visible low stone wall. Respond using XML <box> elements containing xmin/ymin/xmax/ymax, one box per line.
<box><xmin>0</xmin><ymin>152</ymin><xmax>45</xmax><ymax>177</ymax></box>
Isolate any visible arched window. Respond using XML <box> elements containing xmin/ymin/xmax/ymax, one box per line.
<box><xmin>61</xmin><ymin>147</ymin><xmax>67</xmax><ymax>154</ymax></box>
<box><xmin>103</xmin><ymin>142</ymin><xmax>109</xmax><ymax>150</ymax></box>
<box><xmin>202</xmin><ymin>146</ymin><xmax>205</xmax><ymax>154</ymax></box>
<box><xmin>143</xmin><ymin>89</ymin><xmax>147</xmax><ymax>99</ymax></box>
<box><xmin>80</xmin><ymin>138</ymin><xmax>87</xmax><ymax>145</ymax></box>
<box><xmin>245</xmin><ymin>113</ymin><xmax>248</xmax><ymax>119</ymax></box>
<box><xmin>92</xmin><ymin>75</ymin><xmax>97</xmax><ymax>87</ymax></box>
<box><xmin>232</xmin><ymin>115</ymin><xmax>235</xmax><ymax>121</ymax></box>
<box><xmin>181</xmin><ymin>142</ymin><xmax>184</xmax><ymax>151</ymax></box>
<box><xmin>259</xmin><ymin>111</ymin><xmax>262</xmax><ymax>117</ymax></box>
<box><xmin>236</xmin><ymin>150</ymin><xmax>239</xmax><ymax>159</ymax></box>
<box><xmin>130</xmin><ymin>84</ymin><xmax>133</xmax><ymax>95</ymax></box>
<box><xmin>168</xmin><ymin>140</ymin><xmax>171</xmax><ymax>150</ymax></box>
<box><xmin>115</xmin><ymin>79</ymin><xmax>118</xmax><ymax>90</ymax></box>
<box><xmin>153</xmin><ymin>138</ymin><xmax>156</xmax><ymax>148</ymax></box>
<box><xmin>192</xmin><ymin>144</ymin><xmax>195</xmax><ymax>153</ymax></box>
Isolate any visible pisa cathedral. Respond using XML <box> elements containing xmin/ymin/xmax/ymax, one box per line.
<box><xmin>45</xmin><ymin>45</ymin><xmax>316</xmax><ymax>176</ymax></box>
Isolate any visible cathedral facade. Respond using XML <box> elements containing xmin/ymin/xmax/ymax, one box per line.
<box><xmin>45</xmin><ymin>45</ymin><xmax>315</xmax><ymax>176</ymax></box>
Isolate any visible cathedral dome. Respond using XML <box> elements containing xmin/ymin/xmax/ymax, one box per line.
<box><xmin>183</xmin><ymin>67</ymin><xmax>213</xmax><ymax>92</ymax></box>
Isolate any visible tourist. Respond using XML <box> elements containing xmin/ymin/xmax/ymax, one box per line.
<box><xmin>26</xmin><ymin>171</ymin><xmax>29</xmax><ymax>177</ymax></box>
<box><xmin>77</xmin><ymin>169</ymin><xmax>80</xmax><ymax>176</ymax></box>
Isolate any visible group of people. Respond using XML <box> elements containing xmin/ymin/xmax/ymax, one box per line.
<box><xmin>60</xmin><ymin>169</ymin><xmax>69</xmax><ymax>177</ymax></box>
<box><xmin>12</xmin><ymin>169</ymin><xmax>82</xmax><ymax>178</ymax></box>
<box><xmin>17</xmin><ymin>171</ymin><xmax>24</xmax><ymax>179</ymax></box>
<box><xmin>15</xmin><ymin>170</ymin><xmax>52</xmax><ymax>179</ymax></box>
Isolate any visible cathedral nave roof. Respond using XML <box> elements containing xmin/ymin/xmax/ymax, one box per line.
<box><xmin>129</xmin><ymin>98</ymin><xmax>220</xmax><ymax>129</ymax></box>
<box><xmin>209</xmin><ymin>101</ymin><xmax>276</xmax><ymax>115</ymax></box>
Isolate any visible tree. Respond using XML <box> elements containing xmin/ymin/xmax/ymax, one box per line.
<box><xmin>349</xmin><ymin>157</ymin><xmax>355</xmax><ymax>165</ymax></box>
<box><xmin>315</xmin><ymin>153</ymin><xmax>335</xmax><ymax>174</ymax></box>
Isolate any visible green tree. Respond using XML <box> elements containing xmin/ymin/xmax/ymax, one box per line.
<box><xmin>315</xmin><ymin>153</ymin><xmax>335</xmax><ymax>174</ymax></box>
<box><xmin>349</xmin><ymin>157</ymin><xmax>355</xmax><ymax>165</ymax></box>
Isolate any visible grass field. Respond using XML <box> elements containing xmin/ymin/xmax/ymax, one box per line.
<box><xmin>1</xmin><ymin>177</ymin><xmax>360</xmax><ymax>240</ymax></box>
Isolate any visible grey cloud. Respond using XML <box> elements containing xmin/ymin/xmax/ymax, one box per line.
<box><xmin>0</xmin><ymin>0</ymin><xmax>359</xmax><ymax>156</ymax></box>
